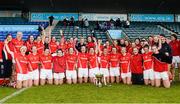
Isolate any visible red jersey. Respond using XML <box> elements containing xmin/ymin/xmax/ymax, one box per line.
<box><xmin>169</xmin><ymin>40</ymin><xmax>180</xmax><ymax>56</ymax></box>
<box><xmin>65</xmin><ymin>54</ymin><xmax>77</xmax><ymax>70</ymax></box>
<box><xmin>34</xmin><ymin>41</ymin><xmax>44</xmax><ymax>54</ymax></box>
<box><xmin>27</xmin><ymin>53</ymin><xmax>40</xmax><ymax>71</ymax></box>
<box><xmin>88</xmin><ymin>53</ymin><xmax>98</xmax><ymax>69</ymax></box>
<box><xmin>77</xmin><ymin>53</ymin><xmax>88</xmax><ymax>68</ymax></box>
<box><xmin>66</xmin><ymin>42</ymin><xmax>74</xmax><ymax>49</ymax></box>
<box><xmin>11</xmin><ymin>38</ymin><xmax>24</xmax><ymax>53</ymax></box>
<box><xmin>50</xmin><ymin>41</ymin><xmax>58</xmax><ymax>53</ymax></box>
<box><xmin>87</xmin><ymin>42</ymin><xmax>95</xmax><ymax>49</ymax></box>
<box><xmin>25</xmin><ymin>41</ymin><xmax>34</xmax><ymax>53</ymax></box>
<box><xmin>14</xmin><ymin>53</ymin><xmax>28</xmax><ymax>74</ymax></box>
<box><xmin>130</xmin><ymin>54</ymin><xmax>143</xmax><ymax>74</ymax></box>
<box><xmin>0</xmin><ymin>42</ymin><xmax>3</xmax><ymax>61</ymax></box>
<box><xmin>99</xmin><ymin>54</ymin><xmax>110</xmax><ymax>68</ymax></box>
<box><xmin>109</xmin><ymin>53</ymin><xmax>120</xmax><ymax>67</ymax></box>
<box><xmin>52</xmin><ymin>56</ymin><xmax>65</xmax><ymax>73</ymax></box>
<box><xmin>142</xmin><ymin>52</ymin><xmax>153</xmax><ymax>70</ymax></box>
<box><xmin>40</xmin><ymin>54</ymin><xmax>52</xmax><ymax>69</ymax></box>
<box><xmin>153</xmin><ymin>57</ymin><xmax>168</xmax><ymax>72</ymax></box>
<box><xmin>3</xmin><ymin>41</ymin><xmax>14</xmax><ymax>60</ymax></box>
<box><xmin>114</xmin><ymin>45</ymin><xmax>121</xmax><ymax>53</ymax></box>
<box><xmin>119</xmin><ymin>53</ymin><xmax>131</xmax><ymax>73</ymax></box>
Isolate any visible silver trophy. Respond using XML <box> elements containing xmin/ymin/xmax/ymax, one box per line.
<box><xmin>94</xmin><ymin>74</ymin><xmax>107</xmax><ymax>87</ymax></box>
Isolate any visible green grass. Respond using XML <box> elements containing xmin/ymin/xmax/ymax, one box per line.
<box><xmin>0</xmin><ymin>87</ymin><xmax>16</xmax><ymax>100</ymax></box>
<box><xmin>1</xmin><ymin>82</ymin><xmax>180</xmax><ymax>103</ymax></box>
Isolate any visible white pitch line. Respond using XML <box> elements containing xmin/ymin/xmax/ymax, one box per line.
<box><xmin>0</xmin><ymin>87</ymin><xmax>29</xmax><ymax>104</ymax></box>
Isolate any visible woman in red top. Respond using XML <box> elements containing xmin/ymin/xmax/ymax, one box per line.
<box><xmin>65</xmin><ymin>48</ymin><xmax>78</xmax><ymax>84</ymax></box>
<box><xmin>27</xmin><ymin>46</ymin><xmax>40</xmax><ymax>87</ymax></box>
<box><xmin>88</xmin><ymin>47</ymin><xmax>99</xmax><ymax>83</ymax></box>
<box><xmin>34</xmin><ymin>36</ymin><xmax>44</xmax><ymax>54</ymax></box>
<box><xmin>40</xmin><ymin>48</ymin><xmax>53</xmax><ymax>85</ymax></box>
<box><xmin>142</xmin><ymin>45</ymin><xmax>154</xmax><ymax>86</ymax></box>
<box><xmin>25</xmin><ymin>35</ymin><xmax>35</xmax><ymax>54</ymax></box>
<box><xmin>109</xmin><ymin>47</ymin><xmax>120</xmax><ymax>83</ymax></box>
<box><xmin>169</xmin><ymin>34</ymin><xmax>180</xmax><ymax>80</ymax></box>
<box><xmin>130</xmin><ymin>47</ymin><xmax>144</xmax><ymax>85</ymax></box>
<box><xmin>5</xmin><ymin>39</ymin><xmax>28</xmax><ymax>89</ymax></box>
<box><xmin>99</xmin><ymin>47</ymin><xmax>110</xmax><ymax>83</ymax></box>
<box><xmin>152</xmin><ymin>45</ymin><xmax>171</xmax><ymax>88</ymax></box>
<box><xmin>76</xmin><ymin>46</ymin><xmax>89</xmax><ymax>83</ymax></box>
<box><xmin>52</xmin><ymin>49</ymin><xmax>66</xmax><ymax>85</ymax></box>
<box><xmin>49</xmin><ymin>36</ymin><xmax>58</xmax><ymax>54</ymax></box>
<box><xmin>119</xmin><ymin>47</ymin><xmax>131</xmax><ymax>85</ymax></box>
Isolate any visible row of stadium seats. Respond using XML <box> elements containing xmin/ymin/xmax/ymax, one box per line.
<box><xmin>161</xmin><ymin>22</ymin><xmax>180</xmax><ymax>34</ymax></box>
<box><xmin>52</xmin><ymin>22</ymin><xmax>108</xmax><ymax>42</ymax></box>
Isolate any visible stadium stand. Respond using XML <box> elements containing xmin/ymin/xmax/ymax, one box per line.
<box><xmin>0</xmin><ymin>17</ymin><xmax>49</xmax><ymax>41</ymax></box>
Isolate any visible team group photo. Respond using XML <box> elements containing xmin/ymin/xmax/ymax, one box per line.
<box><xmin>0</xmin><ymin>0</ymin><xmax>180</xmax><ymax>103</ymax></box>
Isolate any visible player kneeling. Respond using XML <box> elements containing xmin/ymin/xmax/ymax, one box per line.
<box><xmin>109</xmin><ymin>47</ymin><xmax>120</xmax><ymax>83</ymax></box>
<box><xmin>99</xmin><ymin>48</ymin><xmax>110</xmax><ymax>84</ymax></box>
<box><xmin>52</xmin><ymin>49</ymin><xmax>65</xmax><ymax>85</ymax></box>
<box><xmin>142</xmin><ymin>45</ymin><xmax>154</xmax><ymax>86</ymax></box>
<box><xmin>5</xmin><ymin>41</ymin><xmax>28</xmax><ymax>89</ymax></box>
<box><xmin>77</xmin><ymin>46</ymin><xmax>89</xmax><ymax>83</ymax></box>
<box><xmin>65</xmin><ymin>48</ymin><xmax>78</xmax><ymax>84</ymax></box>
<box><xmin>152</xmin><ymin>45</ymin><xmax>171</xmax><ymax>88</ymax></box>
<box><xmin>27</xmin><ymin>46</ymin><xmax>40</xmax><ymax>87</ymax></box>
<box><xmin>119</xmin><ymin>47</ymin><xmax>131</xmax><ymax>85</ymax></box>
<box><xmin>40</xmin><ymin>48</ymin><xmax>53</xmax><ymax>85</ymax></box>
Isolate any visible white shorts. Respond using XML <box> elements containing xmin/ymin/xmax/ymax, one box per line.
<box><xmin>99</xmin><ymin>68</ymin><xmax>109</xmax><ymax>77</ymax></box>
<box><xmin>66</xmin><ymin>70</ymin><xmax>77</xmax><ymax>79</ymax></box>
<box><xmin>121</xmin><ymin>72</ymin><xmax>131</xmax><ymax>79</ymax></box>
<box><xmin>40</xmin><ymin>69</ymin><xmax>53</xmax><ymax>80</ymax></box>
<box><xmin>89</xmin><ymin>67</ymin><xmax>100</xmax><ymax>77</ymax></box>
<box><xmin>78</xmin><ymin>68</ymin><xmax>88</xmax><ymax>78</ymax></box>
<box><xmin>172</xmin><ymin>56</ymin><xmax>180</xmax><ymax>64</ymax></box>
<box><xmin>54</xmin><ymin>73</ymin><xmax>65</xmax><ymax>79</ymax></box>
<box><xmin>109</xmin><ymin>67</ymin><xmax>120</xmax><ymax>77</ymax></box>
<box><xmin>154</xmin><ymin>71</ymin><xmax>169</xmax><ymax>80</ymax></box>
<box><xmin>17</xmin><ymin>73</ymin><xmax>28</xmax><ymax>81</ymax></box>
<box><xmin>143</xmin><ymin>69</ymin><xmax>154</xmax><ymax>80</ymax></box>
<box><xmin>28</xmin><ymin>69</ymin><xmax>39</xmax><ymax>80</ymax></box>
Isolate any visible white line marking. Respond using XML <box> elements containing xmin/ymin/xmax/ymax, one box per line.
<box><xmin>0</xmin><ymin>87</ymin><xmax>29</xmax><ymax>104</ymax></box>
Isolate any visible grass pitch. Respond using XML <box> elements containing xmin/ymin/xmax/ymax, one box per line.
<box><xmin>1</xmin><ymin>82</ymin><xmax>180</xmax><ymax>103</ymax></box>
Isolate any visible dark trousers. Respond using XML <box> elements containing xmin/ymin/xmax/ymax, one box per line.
<box><xmin>132</xmin><ymin>73</ymin><xmax>144</xmax><ymax>85</ymax></box>
<box><xmin>3</xmin><ymin>60</ymin><xmax>12</xmax><ymax>78</ymax></box>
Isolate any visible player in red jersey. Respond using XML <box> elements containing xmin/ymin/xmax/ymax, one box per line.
<box><xmin>4</xmin><ymin>39</ymin><xmax>28</xmax><ymax>89</ymax></box>
<box><xmin>99</xmin><ymin>47</ymin><xmax>110</xmax><ymax>83</ymax></box>
<box><xmin>113</xmin><ymin>40</ymin><xmax>121</xmax><ymax>53</ymax></box>
<box><xmin>76</xmin><ymin>46</ymin><xmax>89</xmax><ymax>83</ymax></box>
<box><xmin>49</xmin><ymin>36</ymin><xmax>58</xmax><ymax>54</ymax></box>
<box><xmin>65</xmin><ymin>47</ymin><xmax>78</xmax><ymax>84</ymax></box>
<box><xmin>119</xmin><ymin>47</ymin><xmax>131</xmax><ymax>85</ymax></box>
<box><xmin>88</xmin><ymin>47</ymin><xmax>99</xmax><ymax>83</ymax></box>
<box><xmin>169</xmin><ymin>34</ymin><xmax>180</xmax><ymax>80</ymax></box>
<box><xmin>109</xmin><ymin>47</ymin><xmax>120</xmax><ymax>83</ymax></box>
<box><xmin>27</xmin><ymin>46</ymin><xmax>40</xmax><ymax>87</ymax></box>
<box><xmin>142</xmin><ymin>45</ymin><xmax>154</xmax><ymax>86</ymax></box>
<box><xmin>130</xmin><ymin>47</ymin><xmax>144</xmax><ymax>85</ymax></box>
<box><xmin>40</xmin><ymin>48</ymin><xmax>53</xmax><ymax>85</ymax></box>
<box><xmin>25</xmin><ymin>35</ymin><xmax>35</xmax><ymax>54</ymax></box>
<box><xmin>104</xmin><ymin>41</ymin><xmax>112</xmax><ymax>53</ymax></box>
<box><xmin>52</xmin><ymin>49</ymin><xmax>66</xmax><ymax>85</ymax></box>
<box><xmin>152</xmin><ymin>45</ymin><xmax>171</xmax><ymax>88</ymax></box>
<box><xmin>34</xmin><ymin>36</ymin><xmax>44</xmax><ymax>54</ymax></box>
<box><xmin>11</xmin><ymin>32</ymin><xmax>24</xmax><ymax>53</ymax></box>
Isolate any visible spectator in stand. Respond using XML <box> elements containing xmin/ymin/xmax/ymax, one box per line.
<box><xmin>115</xmin><ymin>18</ymin><xmax>121</xmax><ymax>28</ymax></box>
<box><xmin>63</xmin><ymin>17</ymin><xmax>69</xmax><ymax>27</ymax></box>
<box><xmin>70</xmin><ymin>16</ymin><xmax>75</xmax><ymax>26</ymax></box>
<box><xmin>84</xmin><ymin>18</ymin><xmax>89</xmax><ymax>28</ymax></box>
<box><xmin>49</xmin><ymin>15</ymin><xmax>54</xmax><ymax>26</ymax></box>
